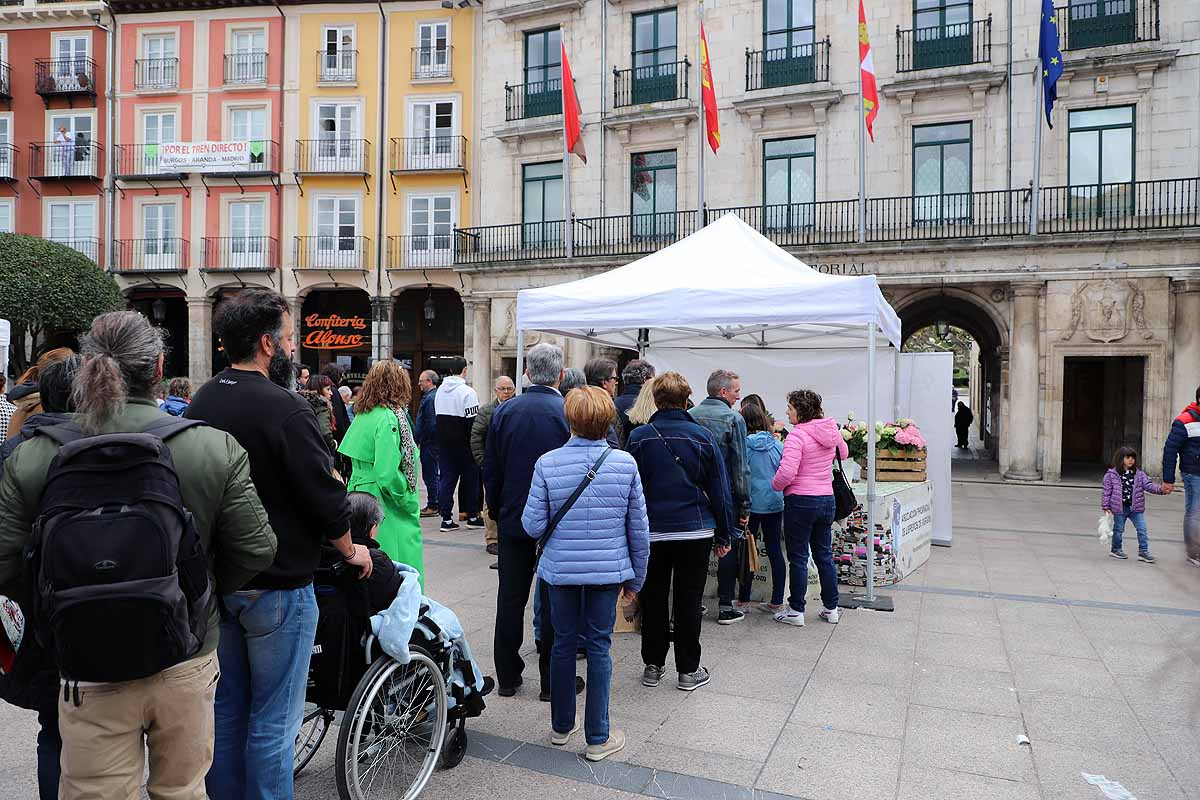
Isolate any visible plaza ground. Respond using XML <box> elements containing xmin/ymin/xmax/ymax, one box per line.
<box><xmin>1</xmin><ymin>474</ymin><xmax>1197</xmax><ymax>800</ymax></box>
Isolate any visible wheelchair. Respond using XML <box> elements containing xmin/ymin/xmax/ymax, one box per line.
<box><xmin>294</xmin><ymin>565</ymin><xmax>490</xmax><ymax>799</ymax></box>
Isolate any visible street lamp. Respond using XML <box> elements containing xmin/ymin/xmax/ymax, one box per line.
<box><xmin>934</xmin><ymin>320</ymin><xmax>950</xmax><ymax>339</ymax></box>
<box><xmin>151</xmin><ymin>298</ymin><xmax>167</xmax><ymax>324</ymax></box>
<box><xmin>423</xmin><ymin>287</ymin><xmax>436</xmax><ymax>324</ymax></box>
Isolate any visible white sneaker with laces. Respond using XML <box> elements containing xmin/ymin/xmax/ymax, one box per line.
<box><xmin>818</xmin><ymin>607</ymin><xmax>840</xmax><ymax>624</ymax></box>
<box><xmin>550</xmin><ymin>720</ymin><xmax>580</xmax><ymax>746</ymax></box>
<box><xmin>773</xmin><ymin>609</ymin><xmax>805</xmax><ymax>627</ymax></box>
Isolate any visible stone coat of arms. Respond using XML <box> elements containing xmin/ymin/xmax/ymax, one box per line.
<box><xmin>1062</xmin><ymin>280</ymin><xmax>1153</xmax><ymax>343</ymax></box>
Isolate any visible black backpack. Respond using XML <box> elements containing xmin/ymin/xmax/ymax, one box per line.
<box><xmin>26</xmin><ymin>417</ymin><xmax>212</xmax><ymax>685</ymax></box>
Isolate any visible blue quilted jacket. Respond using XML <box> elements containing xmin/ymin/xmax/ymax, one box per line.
<box><xmin>521</xmin><ymin>437</ymin><xmax>650</xmax><ymax>592</ymax></box>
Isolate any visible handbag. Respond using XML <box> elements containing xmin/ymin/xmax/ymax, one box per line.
<box><xmin>535</xmin><ymin>447</ymin><xmax>614</xmax><ymax>562</ymax></box>
<box><xmin>832</xmin><ymin>451</ymin><xmax>858</xmax><ymax>522</ymax></box>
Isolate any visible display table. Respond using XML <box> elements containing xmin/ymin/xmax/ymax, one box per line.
<box><xmin>703</xmin><ymin>480</ymin><xmax>934</xmax><ymax>602</ymax></box>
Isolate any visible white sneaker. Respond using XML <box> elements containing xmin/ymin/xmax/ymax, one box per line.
<box><xmin>1188</xmin><ymin>556</ymin><xmax>1200</xmax><ymax>568</ymax></box>
<box><xmin>818</xmin><ymin>607</ymin><xmax>840</xmax><ymax>624</ymax></box>
<box><xmin>550</xmin><ymin>720</ymin><xmax>580</xmax><ymax>746</ymax></box>
<box><xmin>773</xmin><ymin>609</ymin><xmax>805</xmax><ymax>627</ymax></box>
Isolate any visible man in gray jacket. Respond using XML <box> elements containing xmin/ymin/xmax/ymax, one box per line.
<box><xmin>471</xmin><ymin>375</ymin><xmax>516</xmax><ymax>560</ymax></box>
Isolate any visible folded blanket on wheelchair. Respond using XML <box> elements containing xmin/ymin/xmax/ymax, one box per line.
<box><xmin>370</xmin><ymin>563</ymin><xmax>486</xmax><ymax>711</ymax></box>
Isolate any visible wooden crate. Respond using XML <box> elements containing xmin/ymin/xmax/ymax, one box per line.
<box><xmin>859</xmin><ymin>449</ymin><xmax>927</xmax><ymax>482</ymax></box>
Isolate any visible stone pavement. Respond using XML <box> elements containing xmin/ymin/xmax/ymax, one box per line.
<box><xmin>1</xmin><ymin>479</ymin><xmax>1198</xmax><ymax>800</ymax></box>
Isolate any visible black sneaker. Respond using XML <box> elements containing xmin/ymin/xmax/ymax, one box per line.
<box><xmin>677</xmin><ymin>667</ymin><xmax>711</xmax><ymax>692</ymax></box>
<box><xmin>642</xmin><ymin>665</ymin><xmax>665</xmax><ymax>687</ymax></box>
<box><xmin>440</xmin><ymin>520</ymin><xmax>461</xmax><ymax>532</ymax></box>
<box><xmin>497</xmin><ymin>678</ymin><xmax>522</xmax><ymax>697</ymax></box>
<box><xmin>466</xmin><ymin>516</ymin><xmax>486</xmax><ymax>529</ymax></box>
<box><xmin>717</xmin><ymin>608</ymin><xmax>746</xmax><ymax>626</ymax></box>
<box><xmin>1110</xmin><ymin>549</ymin><xmax>1128</xmax><ymax>560</ymax></box>
<box><xmin>1138</xmin><ymin>551</ymin><xmax>1156</xmax><ymax>563</ymax></box>
<box><xmin>540</xmin><ymin>675</ymin><xmax>585</xmax><ymax>702</ymax></box>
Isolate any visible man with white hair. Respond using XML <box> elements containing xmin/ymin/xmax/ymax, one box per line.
<box><xmin>484</xmin><ymin>343</ymin><xmax>582</xmax><ymax>701</ymax></box>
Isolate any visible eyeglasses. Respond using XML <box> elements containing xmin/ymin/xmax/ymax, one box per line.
<box><xmin>606</xmin><ymin>375</ymin><xmax>618</xmax><ymax>382</ymax></box>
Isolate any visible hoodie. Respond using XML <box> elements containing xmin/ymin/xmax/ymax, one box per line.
<box><xmin>434</xmin><ymin>375</ymin><xmax>479</xmax><ymax>454</ymax></box>
<box><xmin>746</xmin><ymin>431</ymin><xmax>785</xmax><ymax>514</ymax></box>
<box><xmin>771</xmin><ymin>417</ymin><xmax>849</xmax><ymax>497</ymax></box>
<box><xmin>162</xmin><ymin>395</ymin><xmax>190</xmax><ymax>417</ymax></box>
<box><xmin>1162</xmin><ymin>402</ymin><xmax>1200</xmax><ymax>484</ymax></box>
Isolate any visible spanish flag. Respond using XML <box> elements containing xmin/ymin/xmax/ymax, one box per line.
<box><xmin>700</xmin><ymin>24</ymin><xmax>719</xmax><ymax>154</ymax></box>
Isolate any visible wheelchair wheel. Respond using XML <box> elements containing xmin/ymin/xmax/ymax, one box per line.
<box><xmin>295</xmin><ymin>705</ymin><xmax>333</xmax><ymax>777</ymax></box>
<box><xmin>334</xmin><ymin>648</ymin><xmax>448</xmax><ymax>800</ymax></box>
<box><xmin>438</xmin><ymin>718</ymin><xmax>467</xmax><ymax>771</ymax></box>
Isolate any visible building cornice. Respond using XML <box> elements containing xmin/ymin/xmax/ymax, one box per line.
<box><xmin>487</xmin><ymin>0</ymin><xmax>583</xmax><ymax>24</ymax></box>
<box><xmin>732</xmin><ymin>87</ymin><xmax>843</xmax><ymax>128</ymax></box>
<box><xmin>880</xmin><ymin>67</ymin><xmax>1007</xmax><ymax>114</ymax></box>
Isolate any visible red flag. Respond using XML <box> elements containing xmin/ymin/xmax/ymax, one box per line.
<box><xmin>859</xmin><ymin>0</ymin><xmax>879</xmax><ymax>142</ymax></box>
<box><xmin>561</xmin><ymin>43</ymin><xmax>586</xmax><ymax>163</ymax></box>
<box><xmin>700</xmin><ymin>24</ymin><xmax>719</xmax><ymax>153</ymax></box>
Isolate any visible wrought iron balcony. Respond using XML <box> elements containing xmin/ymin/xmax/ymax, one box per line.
<box><xmin>135</xmin><ymin>58</ymin><xmax>178</xmax><ymax>91</ymax></box>
<box><xmin>1057</xmin><ymin>0</ymin><xmax>1158</xmax><ymax>51</ymax></box>
<box><xmin>29</xmin><ymin>141</ymin><xmax>102</xmax><ymax>180</ymax></box>
<box><xmin>746</xmin><ymin>39</ymin><xmax>830</xmax><ymax>92</ymax></box>
<box><xmin>225</xmin><ymin>52</ymin><xmax>268</xmax><ymax>85</ymax></box>
<box><xmin>389</xmin><ymin>136</ymin><xmax>467</xmax><ymax>173</ymax></box>
<box><xmin>295</xmin><ymin>139</ymin><xmax>370</xmax><ymax>175</ymax></box>
<box><xmin>0</xmin><ymin>144</ymin><xmax>16</xmax><ymax>182</ymax></box>
<box><xmin>115</xmin><ymin>144</ymin><xmax>186</xmax><ymax>179</ymax></box>
<box><xmin>295</xmin><ymin>235</ymin><xmax>370</xmax><ymax>270</ymax></box>
<box><xmin>614</xmin><ymin>59</ymin><xmax>690</xmax><ymax>108</ymax></box>
<box><xmin>203</xmin><ymin>236</ymin><xmax>279</xmax><ymax>271</ymax></box>
<box><xmin>113</xmin><ymin>239</ymin><xmax>189</xmax><ymax>273</ymax></box>
<box><xmin>388</xmin><ymin>234</ymin><xmax>454</xmax><ymax>269</ymax></box>
<box><xmin>316</xmin><ymin>49</ymin><xmax>357</xmax><ymax>84</ymax></box>
<box><xmin>48</xmin><ymin>237</ymin><xmax>101</xmax><ymax>264</ymax></box>
<box><xmin>505</xmin><ymin>79</ymin><xmax>562</xmax><ymax>122</ymax></box>
<box><xmin>897</xmin><ymin>16</ymin><xmax>991</xmax><ymax>73</ymax></box>
<box><xmin>34</xmin><ymin>58</ymin><xmax>97</xmax><ymax>98</ymax></box>
<box><xmin>412</xmin><ymin>46</ymin><xmax>452</xmax><ymax>80</ymax></box>
<box><xmin>0</xmin><ymin>61</ymin><xmax>10</xmax><ymax>100</ymax></box>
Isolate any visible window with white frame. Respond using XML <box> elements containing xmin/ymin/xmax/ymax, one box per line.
<box><xmin>407</xmin><ymin>99</ymin><xmax>456</xmax><ymax>169</ymax></box>
<box><xmin>52</xmin><ymin>35</ymin><xmax>90</xmax><ymax>91</ymax></box>
<box><xmin>228</xmin><ymin>28</ymin><xmax>267</xmax><ymax>84</ymax></box>
<box><xmin>47</xmin><ymin>199</ymin><xmax>97</xmax><ymax>260</ymax></box>
<box><xmin>321</xmin><ymin>26</ymin><xmax>356</xmax><ymax>82</ymax></box>
<box><xmin>0</xmin><ymin>115</ymin><xmax>11</xmax><ymax>180</ymax></box>
<box><xmin>47</xmin><ymin>113</ymin><xmax>95</xmax><ymax>177</ymax></box>
<box><xmin>314</xmin><ymin>196</ymin><xmax>360</xmax><ymax>266</ymax></box>
<box><xmin>415</xmin><ymin>22</ymin><xmax>450</xmax><ymax>78</ymax></box>
<box><xmin>408</xmin><ymin>195</ymin><xmax>453</xmax><ymax>266</ymax></box>
<box><xmin>315</xmin><ymin>103</ymin><xmax>361</xmax><ymax>170</ymax></box>
<box><xmin>0</xmin><ymin>199</ymin><xmax>13</xmax><ymax>233</ymax></box>
<box><xmin>140</xmin><ymin>33</ymin><xmax>178</xmax><ymax>88</ymax></box>
<box><xmin>140</xmin><ymin>110</ymin><xmax>177</xmax><ymax>174</ymax></box>
<box><xmin>141</xmin><ymin>203</ymin><xmax>179</xmax><ymax>268</ymax></box>
<box><xmin>228</xmin><ymin>199</ymin><xmax>266</xmax><ymax>268</ymax></box>
<box><xmin>231</xmin><ymin>106</ymin><xmax>269</xmax><ymax>168</ymax></box>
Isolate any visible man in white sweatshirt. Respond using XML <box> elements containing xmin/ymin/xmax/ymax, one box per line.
<box><xmin>433</xmin><ymin>356</ymin><xmax>484</xmax><ymax>532</ymax></box>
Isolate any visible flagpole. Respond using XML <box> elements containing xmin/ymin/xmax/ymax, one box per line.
<box><xmin>562</xmin><ymin>65</ymin><xmax>575</xmax><ymax>259</ymax></box>
<box><xmin>1029</xmin><ymin>61</ymin><xmax>1044</xmax><ymax>237</ymax></box>
<box><xmin>857</xmin><ymin>43</ymin><xmax>866</xmax><ymax>244</ymax></box>
<box><xmin>696</xmin><ymin>0</ymin><xmax>705</xmax><ymax>230</ymax></box>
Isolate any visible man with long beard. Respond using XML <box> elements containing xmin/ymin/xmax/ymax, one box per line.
<box><xmin>186</xmin><ymin>288</ymin><xmax>372</xmax><ymax>800</ymax></box>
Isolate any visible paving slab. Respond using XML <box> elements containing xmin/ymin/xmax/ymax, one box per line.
<box><xmin>895</xmin><ymin>764</ymin><xmax>1041</xmax><ymax>800</ymax></box>
<box><xmin>910</xmin><ymin>663</ymin><xmax>1021</xmax><ymax>718</ymax></box>
<box><xmin>790</xmin><ymin>678</ymin><xmax>909</xmax><ymax>739</ymax></box>
<box><xmin>1019</xmin><ymin>689</ymin><xmax>1156</xmax><ymax>757</ymax></box>
<box><xmin>757</xmin><ymin>723</ymin><xmax>901</xmax><ymax>800</ymax></box>
<box><xmin>648</xmin><ymin>691</ymin><xmax>789</xmax><ymax>763</ymax></box>
<box><xmin>916</xmin><ymin>629</ymin><xmax>1012</xmax><ymax>673</ymax></box>
<box><xmin>1031</xmin><ymin>741</ymin><xmax>1188</xmax><ymax>800</ymax></box>
<box><xmin>901</xmin><ymin>705</ymin><xmax>1036</xmax><ymax>783</ymax></box>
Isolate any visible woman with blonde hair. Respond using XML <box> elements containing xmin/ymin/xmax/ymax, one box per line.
<box><xmin>624</xmin><ymin>375</ymin><xmax>658</xmax><ymax>430</ymax></box>
<box><xmin>337</xmin><ymin>360</ymin><xmax>425</xmax><ymax>582</ymax></box>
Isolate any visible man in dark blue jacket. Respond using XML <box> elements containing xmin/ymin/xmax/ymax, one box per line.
<box><xmin>1162</xmin><ymin>386</ymin><xmax>1200</xmax><ymax>566</ymax></box>
<box><xmin>414</xmin><ymin>370</ymin><xmax>440</xmax><ymax>518</ymax></box>
<box><xmin>484</xmin><ymin>342</ymin><xmax>578</xmax><ymax>699</ymax></box>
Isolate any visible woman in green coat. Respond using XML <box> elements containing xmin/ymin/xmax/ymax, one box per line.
<box><xmin>337</xmin><ymin>360</ymin><xmax>425</xmax><ymax>585</ymax></box>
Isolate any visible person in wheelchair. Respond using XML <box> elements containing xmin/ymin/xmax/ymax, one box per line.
<box><xmin>319</xmin><ymin>492</ymin><xmax>403</xmax><ymax>614</ymax></box>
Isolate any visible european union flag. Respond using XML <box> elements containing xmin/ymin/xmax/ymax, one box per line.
<box><xmin>1039</xmin><ymin>0</ymin><xmax>1064</xmax><ymax>128</ymax></box>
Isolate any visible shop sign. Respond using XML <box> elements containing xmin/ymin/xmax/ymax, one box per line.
<box><xmin>155</xmin><ymin>141</ymin><xmax>259</xmax><ymax>173</ymax></box>
<box><xmin>304</xmin><ymin>313</ymin><xmax>369</xmax><ymax>350</ymax></box>
<box><xmin>813</xmin><ymin>262</ymin><xmax>869</xmax><ymax>275</ymax></box>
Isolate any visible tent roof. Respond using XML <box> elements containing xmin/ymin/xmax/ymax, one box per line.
<box><xmin>516</xmin><ymin>213</ymin><xmax>902</xmax><ymax>351</ymax></box>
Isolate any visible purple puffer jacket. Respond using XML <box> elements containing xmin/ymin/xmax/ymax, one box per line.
<box><xmin>1102</xmin><ymin>469</ymin><xmax>1163</xmax><ymax>513</ymax></box>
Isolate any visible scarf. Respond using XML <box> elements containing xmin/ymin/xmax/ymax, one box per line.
<box><xmin>393</xmin><ymin>406</ymin><xmax>418</xmax><ymax>492</ymax></box>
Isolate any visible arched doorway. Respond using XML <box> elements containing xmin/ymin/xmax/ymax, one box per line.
<box><xmin>128</xmin><ymin>288</ymin><xmax>189</xmax><ymax>380</ymax></box>
<box><xmin>898</xmin><ymin>291</ymin><xmax>1005</xmax><ymax>465</ymax></box>
<box><xmin>393</xmin><ymin>286</ymin><xmax>464</xmax><ymax>413</ymax></box>
<box><xmin>298</xmin><ymin>289</ymin><xmax>373</xmax><ymax>383</ymax></box>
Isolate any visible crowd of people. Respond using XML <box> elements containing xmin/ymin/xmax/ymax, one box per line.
<box><xmin>1</xmin><ymin>287</ymin><xmax>1199</xmax><ymax>797</ymax></box>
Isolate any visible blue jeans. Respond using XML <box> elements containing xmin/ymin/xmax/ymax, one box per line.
<box><xmin>36</xmin><ymin>703</ymin><xmax>61</xmax><ymax>800</ymax></box>
<box><xmin>1112</xmin><ymin>506</ymin><xmax>1150</xmax><ymax>554</ymax></box>
<box><xmin>739</xmin><ymin>512</ymin><xmax>785</xmax><ymax>605</ymax></box>
<box><xmin>1184</xmin><ymin>473</ymin><xmax>1200</xmax><ymax>559</ymax></box>
<box><xmin>207</xmin><ymin>586</ymin><xmax>319</xmax><ymax>800</ymax></box>
<box><xmin>437</xmin><ymin>444</ymin><xmax>479</xmax><ymax>522</ymax></box>
<box><xmin>419</xmin><ymin>442</ymin><xmax>439</xmax><ymax>509</ymax></box>
<box><xmin>783</xmin><ymin>495</ymin><xmax>838</xmax><ymax>613</ymax></box>
<box><xmin>547</xmin><ymin>584</ymin><xmax>619</xmax><ymax>746</ymax></box>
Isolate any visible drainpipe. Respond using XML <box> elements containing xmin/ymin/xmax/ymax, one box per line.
<box><xmin>374</xmin><ymin>1</ymin><xmax>388</xmax><ymax>362</ymax></box>
<box><xmin>103</xmin><ymin>2</ymin><xmax>116</xmax><ymax>273</ymax></box>
<box><xmin>1005</xmin><ymin>0</ymin><xmax>1012</xmax><ymax>193</ymax></box>
<box><xmin>599</xmin><ymin>0</ymin><xmax>606</xmax><ymax>217</ymax></box>
<box><xmin>275</xmin><ymin>2</ymin><xmax>285</xmax><ymax>287</ymax></box>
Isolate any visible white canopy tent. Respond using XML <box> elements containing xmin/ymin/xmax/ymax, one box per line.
<box><xmin>515</xmin><ymin>214</ymin><xmax>904</xmax><ymax>604</ymax></box>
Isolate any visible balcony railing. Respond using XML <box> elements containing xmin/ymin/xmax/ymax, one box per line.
<box><xmin>412</xmin><ymin>46</ymin><xmax>452</xmax><ymax>80</ymax></box>
<box><xmin>203</xmin><ymin>236</ymin><xmax>279</xmax><ymax>271</ymax></box>
<box><xmin>316</xmin><ymin>49</ymin><xmax>357</xmax><ymax>84</ymax></box>
<box><xmin>614</xmin><ymin>59</ymin><xmax>690</xmax><ymax>108</ymax></box>
<box><xmin>48</xmin><ymin>238</ymin><xmax>102</xmax><ymax>264</ymax></box>
<box><xmin>295</xmin><ymin>235</ymin><xmax>370</xmax><ymax>270</ymax></box>
<box><xmin>113</xmin><ymin>239</ymin><xmax>189</xmax><ymax>273</ymax></box>
<box><xmin>34</xmin><ymin>58</ymin><xmax>97</xmax><ymax>97</ymax></box>
<box><xmin>388</xmin><ymin>234</ymin><xmax>454</xmax><ymax>269</ymax></box>
<box><xmin>0</xmin><ymin>144</ymin><xmax>16</xmax><ymax>182</ymax></box>
<box><xmin>505</xmin><ymin>79</ymin><xmax>562</xmax><ymax>122</ymax></box>
<box><xmin>746</xmin><ymin>39</ymin><xmax>830</xmax><ymax>92</ymax></box>
<box><xmin>897</xmin><ymin>16</ymin><xmax>991</xmax><ymax>72</ymax></box>
<box><xmin>0</xmin><ymin>61</ymin><xmax>10</xmax><ymax>100</ymax></box>
<box><xmin>225</xmin><ymin>52</ymin><xmax>268</xmax><ymax>85</ymax></box>
<box><xmin>115</xmin><ymin>143</ymin><xmax>185</xmax><ymax>179</ymax></box>
<box><xmin>452</xmin><ymin>177</ymin><xmax>1200</xmax><ymax>265</ymax></box>
<box><xmin>295</xmin><ymin>139</ymin><xmax>370</xmax><ymax>175</ymax></box>
<box><xmin>29</xmin><ymin>141</ymin><xmax>102</xmax><ymax>179</ymax></box>
<box><xmin>1057</xmin><ymin>0</ymin><xmax>1158</xmax><ymax>50</ymax></box>
<box><xmin>389</xmin><ymin>136</ymin><xmax>467</xmax><ymax>173</ymax></box>
<box><xmin>135</xmin><ymin>58</ymin><xmax>178</xmax><ymax>91</ymax></box>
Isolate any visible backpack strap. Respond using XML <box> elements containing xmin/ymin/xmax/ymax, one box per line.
<box><xmin>537</xmin><ymin>447</ymin><xmax>614</xmax><ymax>557</ymax></box>
<box><xmin>139</xmin><ymin>416</ymin><xmax>206</xmax><ymax>441</ymax></box>
<box><xmin>33</xmin><ymin>422</ymin><xmax>86</xmax><ymax>448</ymax></box>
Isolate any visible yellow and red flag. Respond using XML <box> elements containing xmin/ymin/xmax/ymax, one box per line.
<box><xmin>561</xmin><ymin>42</ymin><xmax>587</xmax><ymax>163</ymax></box>
<box><xmin>700</xmin><ymin>24</ymin><xmax>720</xmax><ymax>154</ymax></box>
<box><xmin>858</xmin><ymin>0</ymin><xmax>879</xmax><ymax>142</ymax></box>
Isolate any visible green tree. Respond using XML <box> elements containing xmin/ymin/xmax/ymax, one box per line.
<box><xmin>0</xmin><ymin>234</ymin><xmax>123</xmax><ymax>375</ymax></box>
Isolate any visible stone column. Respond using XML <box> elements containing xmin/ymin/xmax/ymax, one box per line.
<box><xmin>1004</xmin><ymin>282</ymin><xmax>1043</xmax><ymax>481</ymax></box>
<box><xmin>1172</xmin><ymin>279</ymin><xmax>1200</xmax><ymax>416</ymax></box>
<box><xmin>372</xmin><ymin>297</ymin><xmax>391</xmax><ymax>363</ymax></box>
<box><xmin>466</xmin><ymin>297</ymin><xmax>492</xmax><ymax>390</ymax></box>
<box><xmin>286</xmin><ymin>296</ymin><xmax>303</xmax><ymax>364</ymax></box>
<box><xmin>186</xmin><ymin>297</ymin><xmax>213</xmax><ymax>383</ymax></box>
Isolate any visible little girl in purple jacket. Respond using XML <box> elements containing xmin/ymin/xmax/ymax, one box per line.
<box><xmin>1101</xmin><ymin>447</ymin><xmax>1163</xmax><ymax>563</ymax></box>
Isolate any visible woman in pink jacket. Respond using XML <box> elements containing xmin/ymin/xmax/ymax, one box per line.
<box><xmin>770</xmin><ymin>389</ymin><xmax>848</xmax><ymax>627</ymax></box>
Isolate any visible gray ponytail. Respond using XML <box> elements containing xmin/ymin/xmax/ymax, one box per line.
<box><xmin>74</xmin><ymin>311</ymin><xmax>164</xmax><ymax>434</ymax></box>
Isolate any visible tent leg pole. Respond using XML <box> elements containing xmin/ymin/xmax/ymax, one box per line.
<box><xmin>894</xmin><ymin>345</ymin><xmax>903</xmax><ymax>422</ymax></box>
<box><xmin>515</xmin><ymin>330</ymin><xmax>525</xmax><ymax>396</ymax></box>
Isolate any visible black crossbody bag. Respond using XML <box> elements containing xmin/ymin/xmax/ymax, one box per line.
<box><xmin>833</xmin><ymin>451</ymin><xmax>858</xmax><ymax>522</ymax></box>
<box><xmin>535</xmin><ymin>447</ymin><xmax>614</xmax><ymax>562</ymax></box>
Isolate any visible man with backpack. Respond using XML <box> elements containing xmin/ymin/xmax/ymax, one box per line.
<box><xmin>185</xmin><ymin>288</ymin><xmax>371</xmax><ymax>800</ymax></box>
<box><xmin>1162</xmin><ymin>385</ymin><xmax>1200</xmax><ymax>567</ymax></box>
<box><xmin>0</xmin><ymin>310</ymin><xmax>278</xmax><ymax>800</ymax></box>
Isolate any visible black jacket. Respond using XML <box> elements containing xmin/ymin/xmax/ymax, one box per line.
<box><xmin>0</xmin><ymin>411</ymin><xmax>71</xmax><ymax>479</ymax></box>
<box><xmin>615</xmin><ymin>382</ymin><xmax>642</xmax><ymax>446</ymax></box>
<box><xmin>329</xmin><ymin>388</ymin><xmax>351</xmax><ymax>443</ymax></box>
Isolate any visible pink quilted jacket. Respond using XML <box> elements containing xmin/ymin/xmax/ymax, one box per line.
<box><xmin>771</xmin><ymin>417</ymin><xmax>849</xmax><ymax>497</ymax></box>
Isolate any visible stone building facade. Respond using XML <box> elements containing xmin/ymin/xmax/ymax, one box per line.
<box><xmin>460</xmin><ymin>0</ymin><xmax>1200</xmax><ymax>481</ymax></box>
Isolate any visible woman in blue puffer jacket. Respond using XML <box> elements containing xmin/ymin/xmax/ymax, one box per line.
<box><xmin>522</xmin><ymin>386</ymin><xmax>650</xmax><ymax>763</ymax></box>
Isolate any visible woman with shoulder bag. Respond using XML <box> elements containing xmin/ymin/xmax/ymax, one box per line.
<box><xmin>522</xmin><ymin>387</ymin><xmax>649</xmax><ymax>762</ymax></box>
